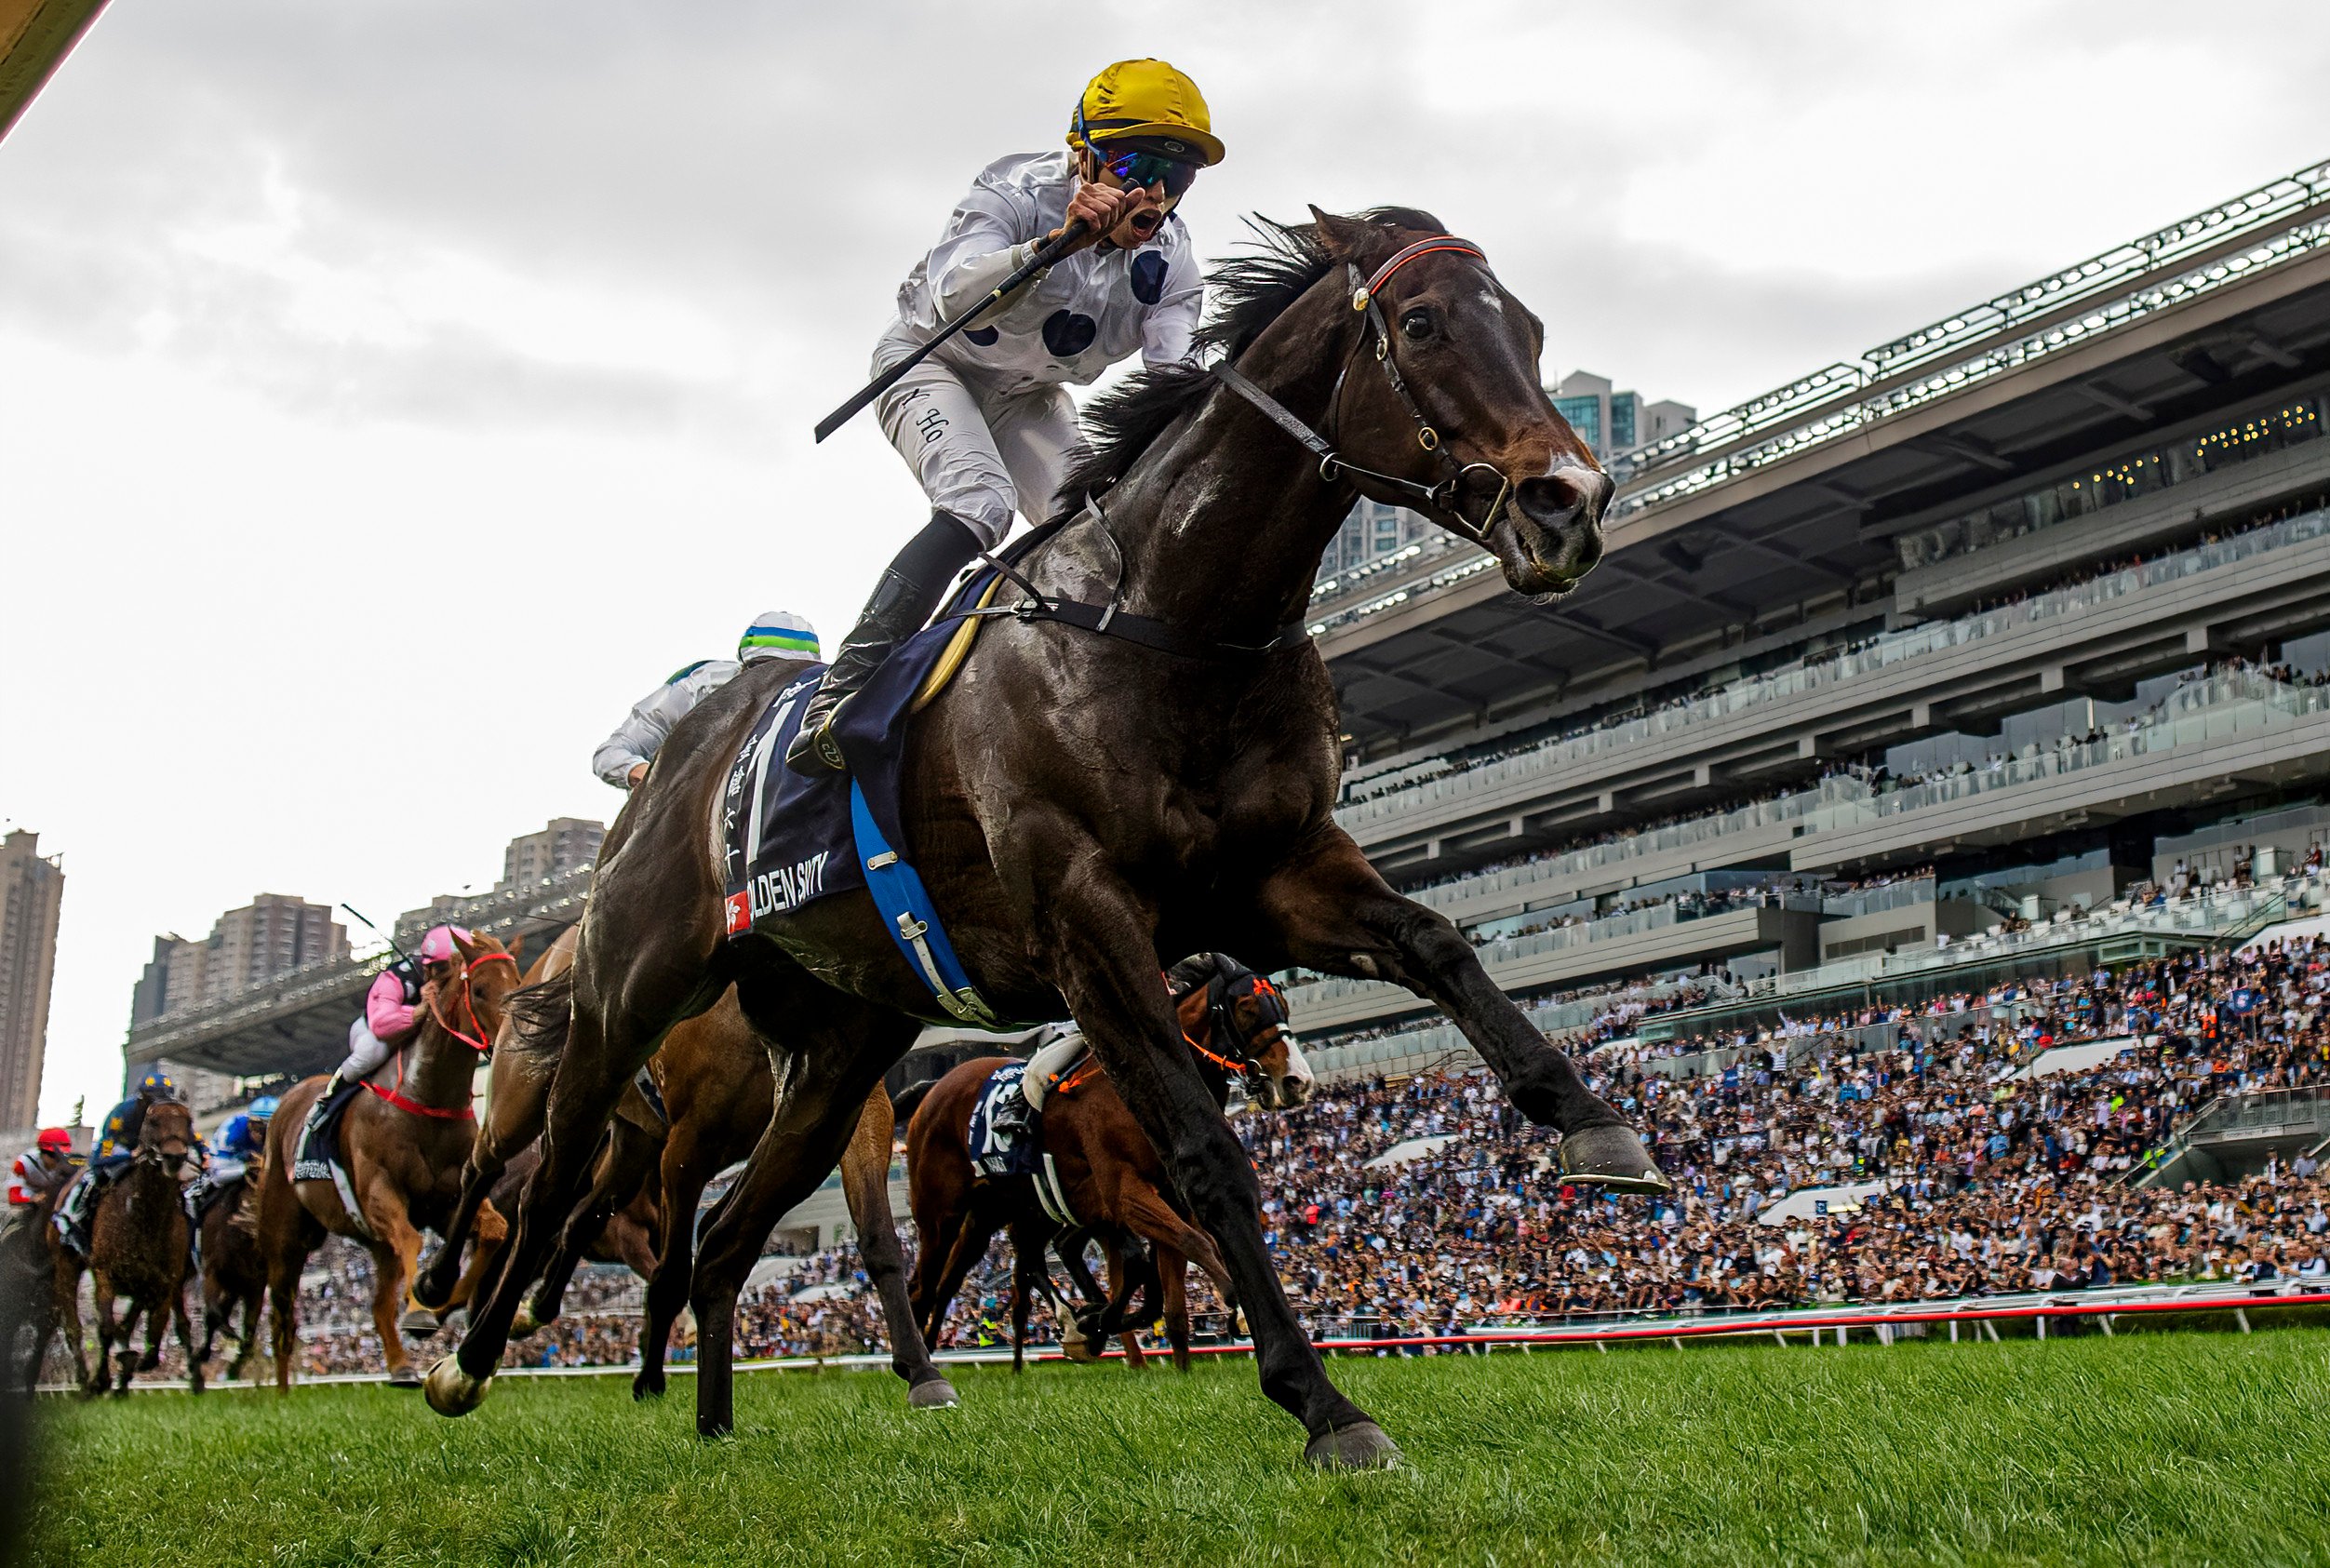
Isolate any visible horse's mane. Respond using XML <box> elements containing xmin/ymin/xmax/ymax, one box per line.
<box><xmin>1053</xmin><ymin>207</ymin><xmax>1444</xmax><ymax>509</ymax></box>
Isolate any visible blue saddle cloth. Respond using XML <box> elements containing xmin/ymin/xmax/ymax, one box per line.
<box><xmin>967</xmin><ymin>1061</ymin><xmax>1041</xmax><ymax>1181</ymax></box>
<box><xmin>719</xmin><ymin>567</ymin><xmax>1002</xmax><ymax>934</ymax></box>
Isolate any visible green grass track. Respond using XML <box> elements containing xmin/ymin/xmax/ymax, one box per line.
<box><xmin>24</xmin><ymin>1329</ymin><xmax>2330</xmax><ymax>1567</ymax></box>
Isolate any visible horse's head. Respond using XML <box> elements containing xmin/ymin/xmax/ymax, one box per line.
<box><xmin>1170</xmin><ymin>957</ymin><xmax>1315</xmax><ymax>1111</ymax></box>
<box><xmin>138</xmin><ymin>1101</ymin><xmax>196</xmax><ymax>1178</ymax></box>
<box><xmin>435</xmin><ymin>931</ymin><xmax>524</xmax><ymax>1057</ymax></box>
<box><xmin>1306</xmin><ymin>208</ymin><xmax>1607</xmax><ymax>603</ymax></box>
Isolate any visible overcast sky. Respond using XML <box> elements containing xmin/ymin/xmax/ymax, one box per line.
<box><xmin>4</xmin><ymin>0</ymin><xmax>2326</xmax><ymax>1124</ymax></box>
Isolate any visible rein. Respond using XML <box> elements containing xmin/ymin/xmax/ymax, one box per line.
<box><xmin>1210</xmin><ymin>235</ymin><xmax>1513</xmax><ymax>544</ymax></box>
<box><xmin>368</xmin><ymin>947</ymin><xmax>515</xmax><ymax>1122</ymax></box>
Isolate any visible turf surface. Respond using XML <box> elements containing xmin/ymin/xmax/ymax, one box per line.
<box><xmin>22</xmin><ymin>1329</ymin><xmax>2330</xmax><ymax>1567</ymax></box>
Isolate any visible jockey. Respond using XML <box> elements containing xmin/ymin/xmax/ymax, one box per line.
<box><xmin>787</xmin><ymin>58</ymin><xmax>1223</xmax><ymax>774</ymax></box>
<box><xmin>208</xmin><ymin>1095</ymin><xmax>277</xmax><ymax>1186</ymax></box>
<box><xmin>315</xmin><ymin>924</ymin><xmax>471</xmax><ymax>1108</ymax></box>
<box><xmin>54</xmin><ymin>1070</ymin><xmax>187</xmax><ymax>1257</ymax></box>
<box><xmin>592</xmin><ymin>610</ymin><xmax>823</xmax><ymax>790</ymax></box>
<box><xmin>7</xmin><ymin>1127</ymin><xmax>80</xmax><ymax>1209</ymax></box>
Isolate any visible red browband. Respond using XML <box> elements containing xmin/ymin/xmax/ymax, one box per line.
<box><xmin>1354</xmin><ymin>237</ymin><xmax>1488</xmax><ymax>310</ymax></box>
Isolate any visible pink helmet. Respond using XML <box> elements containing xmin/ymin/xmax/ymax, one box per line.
<box><xmin>418</xmin><ymin>925</ymin><xmax>475</xmax><ymax>965</ymax></box>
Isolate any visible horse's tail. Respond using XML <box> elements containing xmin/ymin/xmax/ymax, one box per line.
<box><xmin>889</xmin><ymin>1075</ymin><xmax>939</xmax><ymax>1131</ymax></box>
<box><xmin>502</xmin><ymin>968</ymin><xmax>576</xmax><ymax>1065</ymax></box>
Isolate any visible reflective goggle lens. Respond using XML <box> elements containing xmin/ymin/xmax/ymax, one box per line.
<box><xmin>1103</xmin><ymin>148</ymin><xmax>1199</xmax><ymax>200</ymax></box>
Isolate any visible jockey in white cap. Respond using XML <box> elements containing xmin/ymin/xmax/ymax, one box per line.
<box><xmin>786</xmin><ymin>59</ymin><xmax>1223</xmax><ymax>775</ymax></box>
<box><xmin>593</xmin><ymin>610</ymin><xmax>823</xmax><ymax>790</ymax></box>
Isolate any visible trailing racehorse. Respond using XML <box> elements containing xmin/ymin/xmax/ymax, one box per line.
<box><xmin>618</xmin><ymin>984</ymin><xmax>955</xmax><ymax>1407</ymax></box>
<box><xmin>70</xmin><ymin>1101</ymin><xmax>199</xmax><ymax>1395</ymax></box>
<box><xmin>192</xmin><ymin>1176</ymin><xmax>270</xmax><ymax>1384</ymax></box>
<box><xmin>434</xmin><ymin>208</ymin><xmax>1663</xmax><ymax>1467</ymax></box>
<box><xmin>256</xmin><ymin>931</ymin><xmax>520</xmax><ymax>1388</ymax></box>
<box><xmin>423</xmin><ymin>936</ymin><xmax>954</xmax><ymax>1406</ymax></box>
<box><xmin>902</xmin><ymin>954</ymin><xmax>1295</xmax><ymax>1373</ymax></box>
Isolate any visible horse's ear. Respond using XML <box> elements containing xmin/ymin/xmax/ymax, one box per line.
<box><xmin>451</xmin><ymin>931</ymin><xmax>478</xmax><ymax>962</ymax></box>
<box><xmin>1306</xmin><ymin>207</ymin><xmax>1380</xmax><ymax>265</ymax></box>
<box><xmin>509</xmin><ymin>933</ymin><xmax>527</xmax><ymax>965</ymax></box>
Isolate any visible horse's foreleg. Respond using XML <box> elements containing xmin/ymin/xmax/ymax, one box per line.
<box><xmin>230</xmin><ymin>1284</ymin><xmax>262</xmax><ymax>1382</ymax></box>
<box><xmin>528</xmin><ymin>1119</ymin><xmax>653</xmax><ymax>1332</ymax></box>
<box><xmin>838</xmin><ymin>1088</ymin><xmax>954</xmax><ymax>1405</ymax></box>
<box><xmin>1102</xmin><ymin>1241</ymin><xmax>1147</xmax><ymax>1370</ymax></box>
<box><xmin>414</xmin><ymin>1142</ymin><xmax>507</xmax><ymax>1312</ymax></box>
<box><xmin>266</xmin><ymin>1254</ymin><xmax>301</xmax><ymax>1392</ymax></box>
<box><xmin>690</xmin><ymin>977</ymin><xmax>911</xmax><ymax>1440</ymax></box>
<box><xmin>443</xmin><ymin>983</ymin><xmax>690</xmax><ymax>1403</ymax></box>
<box><xmin>368</xmin><ymin>1199</ymin><xmax>428</xmax><ymax>1386</ymax></box>
<box><xmin>1023</xmin><ymin>857</ymin><xmax>1390</xmax><ymax>1467</ymax></box>
<box><xmin>1010</xmin><ymin>1233</ymin><xmax>1038</xmax><ymax>1374</ymax></box>
<box><xmin>173</xmin><ymin>1279</ymin><xmax>203</xmax><ymax>1393</ymax></box>
<box><xmin>1256</xmin><ymin>830</ymin><xmax>1663</xmax><ymax>1188</ymax></box>
<box><xmin>1158</xmin><ymin>1244</ymin><xmax>1192</xmax><ymax>1373</ymax></box>
<box><xmin>84</xmin><ymin>1273</ymin><xmax>121</xmax><ymax>1398</ymax></box>
<box><xmin>634</xmin><ymin>1139</ymin><xmax>714</xmax><ymax>1401</ymax></box>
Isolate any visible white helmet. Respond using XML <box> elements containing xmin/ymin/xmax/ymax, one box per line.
<box><xmin>738</xmin><ymin>610</ymin><xmax>820</xmax><ymax>663</ymax></box>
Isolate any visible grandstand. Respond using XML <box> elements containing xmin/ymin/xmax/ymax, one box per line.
<box><xmin>1297</xmin><ymin>156</ymin><xmax>2330</xmax><ymax>1084</ymax></box>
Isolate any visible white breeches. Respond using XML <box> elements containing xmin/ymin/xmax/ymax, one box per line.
<box><xmin>873</xmin><ymin>346</ymin><xmax>1080</xmax><ymax>547</ymax></box>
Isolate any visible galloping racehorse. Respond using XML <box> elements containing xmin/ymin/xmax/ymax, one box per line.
<box><xmin>192</xmin><ymin>1175</ymin><xmax>270</xmax><ymax>1383</ymax></box>
<box><xmin>433</xmin><ymin>209</ymin><xmax>1664</xmax><ymax>1467</ymax></box>
<box><xmin>69</xmin><ymin>1101</ymin><xmax>200</xmax><ymax>1395</ymax></box>
<box><xmin>257</xmin><ymin>931</ymin><xmax>520</xmax><ymax>1388</ymax></box>
<box><xmin>902</xmin><ymin>955</ymin><xmax>1299</xmax><ymax>1373</ymax></box>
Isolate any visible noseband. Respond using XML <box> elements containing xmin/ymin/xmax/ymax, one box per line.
<box><xmin>1209</xmin><ymin>234</ymin><xmax>1514</xmax><ymax>543</ymax></box>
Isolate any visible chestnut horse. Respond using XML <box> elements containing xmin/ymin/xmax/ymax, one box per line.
<box><xmin>434</xmin><ymin>209</ymin><xmax>1662</xmax><ymax>1467</ymax></box>
<box><xmin>256</xmin><ymin>932</ymin><xmax>520</xmax><ymax>1388</ymax></box>
<box><xmin>903</xmin><ymin>955</ymin><xmax>1297</xmax><ymax>1373</ymax></box>
<box><xmin>71</xmin><ymin>1101</ymin><xmax>200</xmax><ymax>1395</ymax></box>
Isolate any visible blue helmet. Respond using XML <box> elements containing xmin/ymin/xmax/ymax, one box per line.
<box><xmin>247</xmin><ymin>1095</ymin><xmax>281</xmax><ymax>1121</ymax></box>
<box><xmin>137</xmin><ymin>1069</ymin><xmax>180</xmax><ymax>1102</ymax></box>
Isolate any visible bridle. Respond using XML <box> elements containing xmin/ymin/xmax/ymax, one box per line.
<box><xmin>428</xmin><ymin>949</ymin><xmax>518</xmax><ymax>1057</ymax></box>
<box><xmin>1209</xmin><ymin>235</ymin><xmax>1514</xmax><ymax>544</ymax></box>
<box><xmin>368</xmin><ymin>948</ymin><xmax>518</xmax><ymax>1122</ymax></box>
<box><xmin>1180</xmin><ymin>968</ymin><xmax>1295</xmax><ymax>1079</ymax></box>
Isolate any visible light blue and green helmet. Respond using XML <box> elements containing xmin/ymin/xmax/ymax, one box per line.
<box><xmin>738</xmin><ymin>610</ymin><xmax>821</xmax><ymax>664</ymax></box>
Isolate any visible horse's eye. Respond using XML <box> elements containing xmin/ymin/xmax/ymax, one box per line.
<box><xmin>1400</xmin><ymin>309</ymin><xmax>1433</xmax><ymax>341</ymax></box>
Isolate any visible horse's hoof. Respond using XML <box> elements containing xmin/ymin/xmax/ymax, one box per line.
<box><xmin>510</xmin><ymin>1304</ymin><xmax>543</xmax><ymax>1338</ymax></box>
<box><xmin>422</xmin><ymin>1355</ymin><xmax>490</xmax><ymax>1416</ymax></box>
<box><xmin>906</xmin><ymin>1376</ymin><xmax>960</xmax><ymax>1410</ymax></box>
<box><xmin>399</xmin><ymin>1307</ymin><xmax>441</xmax><ymax>1338</ymax></box>
<box><xmin>1559</xmin><ymin>1124</ymin><xmax>1669</xmax><ymax>1193</ymax></box>
<box><xmin>631</xmin><ymin>1369</ymin><xmax>665</xmax><ymax>1401</ymax></box>
<box><xmin>1304</xmin><ymin>1420</ymin><xmax>1403</xmax><ymax>1471</ymax></box>
<box><xmin>1059</xmin><ymin>1337</ymin><xmax>1101</xmax><ymax>1364</ymax></box>
<box><xmin>385</xmin><ymin>1363</ymin><xmax>424</xmax><ymax>1388</ymax></box>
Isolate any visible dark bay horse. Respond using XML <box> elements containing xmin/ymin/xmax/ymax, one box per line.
<box><xmin>433</xmin><ymin>208</ymin><xmax>1663</xmax><ymax>1467</ymax></box>
<box><xmin>257</xmin><ymin>932</ymin><xmax>519</xmax><ymax>1388</ymax></box>
<box><xmin>73</xmin><ymin>1101</ymin><xmax>200</xmax><ymax>1395</ymax></box>
<box><xmin>193</xmin><ymin>1175</ymin><xmax>269</xmax><ymax>1383</ymax></box>
<box><xmin>903</xmin><ymin>956</ymin><xmax>1296</xmax><ymax>1373</ymax></box>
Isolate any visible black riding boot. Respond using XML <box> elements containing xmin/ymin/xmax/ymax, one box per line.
<box><xmin>786</xmin><ymin>510</ymin><xmax>984</xmax><ymax>776</ymax></box>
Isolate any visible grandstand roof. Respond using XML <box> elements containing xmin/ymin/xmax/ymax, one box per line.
<box><xmin>1321</xmin><ymin>159</ymin><xmax>2330</xmax><ymax>755</ymax></box>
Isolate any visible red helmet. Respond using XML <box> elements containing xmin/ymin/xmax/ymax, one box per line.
<box><xmin>36</xmin><ymin>1127</ymin><xmax>73</xmax><ymax>1154</ymax></box>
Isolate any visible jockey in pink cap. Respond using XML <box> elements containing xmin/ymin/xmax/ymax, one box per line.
<box><xmin>315</xmin><ymin>924</ymin><xmax>474</xmax><ymax>1106</ymax></box>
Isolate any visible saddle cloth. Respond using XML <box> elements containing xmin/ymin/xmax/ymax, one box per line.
<box><xmin>290</xmin><ymin>1083</ymin><xmax>369</xmax><ymax>1235</ymax></box>
<box><xmin>967</xmin><ymin>1061</ymin><xmax>1041</xmax><ymax>1181</ymax></box>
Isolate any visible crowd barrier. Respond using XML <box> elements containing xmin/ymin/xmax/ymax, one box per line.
<box><xmin>43</xmin><ymin>1280</ymin><xmax>2328</xmax><ymax>1393</ymax></box>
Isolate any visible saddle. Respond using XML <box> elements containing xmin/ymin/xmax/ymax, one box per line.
<box><xmin>719</xmin><ymin>531</ymin><xmax>1066</xmax><ymax>1030</ymax></box>
<box><xmin>966</xmin><ymin>1051</ymin><xmax>1086</xmax><ymax>1227</ymax></box>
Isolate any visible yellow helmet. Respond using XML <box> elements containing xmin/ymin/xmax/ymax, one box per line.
<box><xmin>1067</xmin><ymin>59</ymin><xmax>1225</xmax><ymax>168</ymax></box>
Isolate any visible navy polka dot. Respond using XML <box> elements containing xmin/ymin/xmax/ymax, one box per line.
<box><xmin>1130</xmin><ymin>250</ymin><xmax>1168</xmax><ymax>305</ymax></box>
<box><xmin>963</xmin><ymin>326</ymin><xmax>999</xmax><ymax>347</ymax></box>
<box><xmin>1042</xmin><ymin>310</ymin><xmax>1097</xmax><ymax>358</ymax></box>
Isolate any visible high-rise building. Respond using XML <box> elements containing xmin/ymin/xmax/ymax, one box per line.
<box><xmin>128</xmin><ymin>894</ymin><xmax>348</xmax><ymax>1026</ymax></box>
<box><xmin>1549</xmin><ymin>370</ymin><xmax>1696</xmax><ymax>465</ymax></box>
<box><xmin>498</xmin><ymin>818</ymin><xmax>604</xmax><ymax>892</ymax></box>
<box><xmin>1314</xmin><ymin>375</ymin><xmax>1700</xmax><ymax>585</ymax></box>
<box><xmin>0</xmin><ymin>829</ymin><xmax>66</xmax><ymax>1130</ymax></box>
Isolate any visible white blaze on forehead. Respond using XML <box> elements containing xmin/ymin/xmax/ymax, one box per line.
<box><xmin>1475</xmin><ymin>289</ymin><xmax>1505</xmax><ymax>315</ymax></box>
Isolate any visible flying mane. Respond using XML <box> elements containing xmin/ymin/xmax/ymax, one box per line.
<box><xmin>1052</xmin><ymin>207</ymin><xmax>1444</xmax><ymax>510</ymax></box>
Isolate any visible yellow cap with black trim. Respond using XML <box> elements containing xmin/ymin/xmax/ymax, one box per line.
<box><xmin>1068</xmin><ymin>59</ymin><xmax>1225</xmax><ymax>168</ymax></box>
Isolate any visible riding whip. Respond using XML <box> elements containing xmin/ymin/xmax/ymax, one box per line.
<box><xmin>339</xmin><ymin>903</ymin><xmax>413</xmax><ymax>969</ymax></box>
<box><xmin>813</xmin><ymin>219</ymin><xmax>1090</xmax><ymax>443</ymax></box>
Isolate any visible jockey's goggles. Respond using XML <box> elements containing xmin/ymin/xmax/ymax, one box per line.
<box><xmin>1098</xmin><ymin>144</ymin><xmax>1199</xmax><ymax>201</ymax></box>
